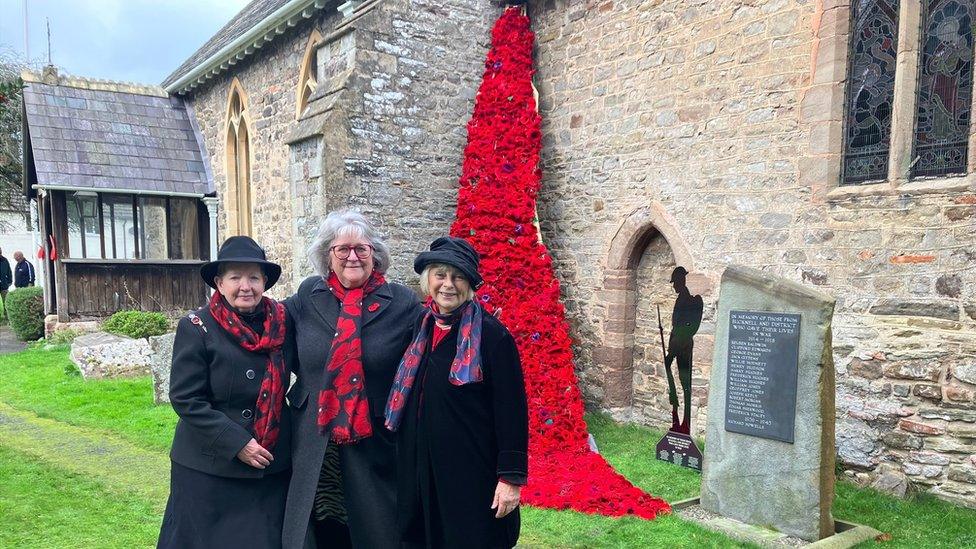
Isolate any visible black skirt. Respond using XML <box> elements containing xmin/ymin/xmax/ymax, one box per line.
<box><xmin>157</xmin><ymin>461</ymin><xmax>290</xmax><ymax>549</ymax></box>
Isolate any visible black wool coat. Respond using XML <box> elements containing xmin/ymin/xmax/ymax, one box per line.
<box><xmin>282</xmin><ymin>275</ymin><xmax>421</xmax><ymax>549</ymax></box>
<box><xmin>397</xmin><ymin>313</ymin><xmax>529</xmax><ymax>549</ymax></box>
<box><xmin>168</xmin><ymin>307</ymin><xmax>294</xmax><ymax>478</ymax></box>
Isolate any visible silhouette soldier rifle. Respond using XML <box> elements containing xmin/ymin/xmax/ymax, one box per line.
<box><xmin>663</xmin><ymin>267</ymin><xmax>703</xmax><ymax>435</ymax></box>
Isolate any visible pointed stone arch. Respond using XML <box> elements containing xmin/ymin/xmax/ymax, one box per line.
<box><xmin>596</xmin><ymin>202</ymin><xmax>696</xmax><ymax>412</ymax></box>
<box><xmin>296</xmin><ymin>29</ymin><xmax>322</xmax><ymax>119</ymax></box>
<box><xmin>225</xmin><ymin>78</ymin><xmax>252</xmax><ymax>236</ymax></box>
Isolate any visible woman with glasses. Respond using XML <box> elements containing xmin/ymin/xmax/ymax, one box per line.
<box><xmin>281</xmin><ymin>209</ymin><xmax>421</xmax><ymax>549</ymax></box>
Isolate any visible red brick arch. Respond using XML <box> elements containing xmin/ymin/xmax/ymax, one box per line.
<box><xmin>596</xmin><ymin>202</ymin><xmax>695</xmax><ymax>410</ymax></box>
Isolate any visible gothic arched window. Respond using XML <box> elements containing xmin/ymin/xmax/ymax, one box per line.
<box><xmin>842</xmin><ymin>0</ymin><xmax>900</xmax><ymax>184</ymax></box>
<box><xmin>841</xmin><ymin>0</ymin><xmax>976</xmax><ymax>186</ymax></box>
<box><xmin>911</xmin><ymin>0</ymin><xmax>975</xmax><ymax>178</ymax></box>
<box><xmin>297</xmin><ymin>30</ymin><xmax>322</xmax><ymax>119</ymax></box>
<box><xmin>226</xmin><ymin>79</ymin><xmax>252</xmax><ymax>236</ymax></box>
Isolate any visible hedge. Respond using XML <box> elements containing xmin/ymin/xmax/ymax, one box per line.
<box><xmin>103</xmin><ymin>310</ymin><xmax>170</xmax><ymax>339</ymax></box>
<box><xmin>7</xmin><ymin>286</ymin><xmax>45</xmax><ymax>341</ymax></box>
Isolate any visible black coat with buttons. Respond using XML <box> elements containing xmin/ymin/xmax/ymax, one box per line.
<box><xmin>168</xmin><ymin>306</ymin><xmax>294</xmax><ymax>478</ymax></box>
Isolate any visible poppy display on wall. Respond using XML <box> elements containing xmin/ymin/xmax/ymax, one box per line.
<box><xmin>449</xmin><ymin>7</ymin><xmax>670</xmax><ymax>519</ymax></box>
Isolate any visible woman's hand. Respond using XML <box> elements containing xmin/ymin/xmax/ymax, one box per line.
<box><xmin>491</xmin><ymin>481</ymin><xmax>521</xmax><ymax>518</ymax></box>
<box><xmin>236</xmin><ymin>438</ymin><xmax>273</xmax><ymax>469</ymax></box>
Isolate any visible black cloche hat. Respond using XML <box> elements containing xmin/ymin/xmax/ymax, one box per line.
<box><xmin>200</xmin><ymin>236</ymin><xmax>282</xmax><ymax>290</ymax></box>
<box><xmin>414</xmin><ymin>236</ymin><xmax>484</xmax><ymax>289</ymax></box>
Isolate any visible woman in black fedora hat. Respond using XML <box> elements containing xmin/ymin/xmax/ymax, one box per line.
<box><xmin>385</xmin><ymin>236</ymin><xmax>528</xmax><ymax>549</ymax></box>
<box><xmin>158</xmin><ymin>235</ymin><xmax>294</xmax><ymax>549</ymax></box>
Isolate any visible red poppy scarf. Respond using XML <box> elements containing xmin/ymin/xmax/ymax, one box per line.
<box><xmin>317</xmin><ymin>270</ymin><xmax>387</xmax><ymax>444</ymax></box>
<box><xmin>384</xmin><ymin>298</ymin><xmax>483</xmax><ymax>432</ymax></box>
<box><xmin>208</xmin><ymin>291</ymin><xmax>287</xmax><ymax>451</ymax></box>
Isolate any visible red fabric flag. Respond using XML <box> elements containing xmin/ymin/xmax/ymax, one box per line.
<box><xmin>48</xmin><ymin>234</ymin><xmax>58</xmax><ymax>261</ymax></box>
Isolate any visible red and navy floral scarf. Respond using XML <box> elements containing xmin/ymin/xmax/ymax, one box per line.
<box><xmin>384</xmin><ymin>297</ymin><xmax>483</xmax><ymax>432</ymax></box>
<box><xmin>317</xmin><ymin>270</ymin><xmax>387</xmax><ymax>444</ymax></box>
<box><xmin>208</xmin><ymin>291</ymin><xmax>287</xmax><ymax>451</ymax></box>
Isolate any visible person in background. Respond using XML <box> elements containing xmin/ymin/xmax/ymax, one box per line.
<box><xmin>13</xmin><ymin>251</ymin><xmax>35</xmax><ymax>288</ymax></box>
<box><xmin>0</xmin><ymin>248</ymin><xmax>11</xmax><ymax>313</ymax></box>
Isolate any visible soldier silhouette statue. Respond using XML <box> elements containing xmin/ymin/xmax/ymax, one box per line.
<box><xmin>658</xmin><ymin>266</ymin><xmax>703</xmax><ymax>435</ymax></box>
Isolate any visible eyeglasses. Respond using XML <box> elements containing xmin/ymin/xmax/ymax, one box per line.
<box><xmin>330</xmin><ymin>244</ymin><xmax>373</xmax><ymax>260</ymax></box>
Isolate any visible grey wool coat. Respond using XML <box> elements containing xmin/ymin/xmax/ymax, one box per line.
<box><xmin>282</xmin><ymin>275</ymin><xmax>421</xmax><ymax>549</ymax></box>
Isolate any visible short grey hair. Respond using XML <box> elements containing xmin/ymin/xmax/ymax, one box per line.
<box><xmin>418</xmin><ymin>263</ymin><xmax>475</xmax><ymax>303</ymax></box>
<box><xmin>308</xmin><ymin>209</ymin><xmax>391</xmax><ymax>275</ymax></box>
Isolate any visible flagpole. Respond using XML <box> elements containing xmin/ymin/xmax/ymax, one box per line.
<box><xmin>24</xmin><ymin>0</ymin><xmax>30</xmax><ymax>61</ymax></box>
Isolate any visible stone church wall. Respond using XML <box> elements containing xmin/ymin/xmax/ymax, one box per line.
<box><xmin>529</xmin><ymin>0</ymin><xmax>976</xmax><ymax>506</ymax></box>
<box><xmin>181</xmin><ymin>0</ymin><xmax>975</xmax><ymax>506</ymax></box>
<box><xmin>186</xmin><ymin>1</ymin><xmax>497</xmax><ymax>294</ymax></box>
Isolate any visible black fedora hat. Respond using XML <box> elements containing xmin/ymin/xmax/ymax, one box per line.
<box><xmin>414</xmin><ymin>236</ymin><xmax>483</xmax><ymax>289</ymax></box>
<box><xmin>200</xmin><ymin>236</ymin><xmax>282</xmax><ymax>290</ymax></box>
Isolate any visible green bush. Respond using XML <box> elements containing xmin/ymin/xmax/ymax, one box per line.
<box><xmin>6</xmin><ymin>286</ymin><xmax>45</xmax><ymax>341</ymax></box>
<box><xmin>103</xmin><ymin>310</ymin><xmax>170</xmax><ymax>339</ymax></box>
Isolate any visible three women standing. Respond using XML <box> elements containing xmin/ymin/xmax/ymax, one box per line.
<box><xmin>159</xmin><ymin>218</ymin><xmax>528</xmax><ymax>549</ymax></box>
<box><xmin>159</xmin><ymin>236</ymin><xmax>293</xmax><ymax>549</ymax></box>
<box><xmin>282</xmin><ymin>210</ymin><xmax>421</xmax><ymax>549</ymax></box>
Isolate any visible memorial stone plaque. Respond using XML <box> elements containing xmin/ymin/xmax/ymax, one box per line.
<box><xmin>701</xmin><ymin>266</ymin><xmax>836</xmax><ymax>541</ymax></box>
<box><xmin>724</xmin><ymin>310</ymin><xmax>801</xmax><ymax>443</ymax></box>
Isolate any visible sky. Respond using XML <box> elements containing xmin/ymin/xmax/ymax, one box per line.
<box><xmin>0</xmin><ymin>0</ymin><xmax>251</xmax><ymax>85</ymax></box>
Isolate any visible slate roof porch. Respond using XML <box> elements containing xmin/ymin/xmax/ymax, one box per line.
<box><xmin>21</xmin><ymin>68</ymin><xmax>216</xmax><ymax>321</ymax></box>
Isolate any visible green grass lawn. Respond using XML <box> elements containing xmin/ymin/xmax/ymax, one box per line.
<box><xmin>1</xmin><ymin>346</ymin><xmax>975</xmax><ymax>548</ymax></box>
<box><xmin>0</xmin><ymin>345</ymin><xmax>177</xmax><ymax>451</ymax></box>
<box><xmin>0</xmin><ymin>446</ymin><xmax>162</xmax><ymax>549</ymax></box>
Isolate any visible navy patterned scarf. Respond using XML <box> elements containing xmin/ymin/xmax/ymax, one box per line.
<box><xmin>384</xmin><ymin>298</ymin><xmax>483</xmax><ymax>432</ymax></box>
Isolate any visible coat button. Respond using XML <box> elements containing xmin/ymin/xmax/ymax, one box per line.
<box><xmin>246</xmin><ymin>369</ymin><xmax>256</xmax><ymax>379</ymax></box>
<box><xmin>242</xmin><ymin>409</ymin><xmax>253</xmax><ymax>419</ymax></box>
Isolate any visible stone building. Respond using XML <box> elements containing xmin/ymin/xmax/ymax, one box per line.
<box><xmin>162</xmin><ymin>0</ymin><xmax>976</xmax><ymax>507</ymax></box>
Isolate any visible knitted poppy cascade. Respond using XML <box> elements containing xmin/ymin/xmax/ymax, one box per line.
<box><xmin>447</xmin><ymin>7</ymin><xmax>670</xmax><ymax>519</ymax></box>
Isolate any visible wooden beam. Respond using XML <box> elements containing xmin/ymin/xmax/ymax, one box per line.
<box><xmin>50</xmin><ymin>191</ymin><xmax>70</xmax><ymax>322</ymax></box>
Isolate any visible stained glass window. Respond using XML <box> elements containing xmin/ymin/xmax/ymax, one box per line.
<box><xmin>843</xmin><ymin>0</ymin><xmax>900</xmax><ymax>184</ymax></box>
<box><xmin>912</xmin><ymin>0</ymin><xmax>974</xmax><ymax>178</ymax></box>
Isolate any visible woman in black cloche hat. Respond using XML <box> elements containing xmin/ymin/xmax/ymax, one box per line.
<box><xmin>385</xmin><ymin>236</ymin><xmax>529</xmax><ymax>549</ymax></box>
<box><xmin>158</xmin><ymin>236</ymin><xmax>294</xmax><ymax>549</ymax></box>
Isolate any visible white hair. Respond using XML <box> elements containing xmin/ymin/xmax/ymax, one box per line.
<box><xmin>419</xmin><ymin>263</ymin><xmax>475</xmax><ymax>303</ymax></box>
<box><xmin>307</xmin><ymin>209</ymin><xmax>391</xmax><ymax>276</ymax></box>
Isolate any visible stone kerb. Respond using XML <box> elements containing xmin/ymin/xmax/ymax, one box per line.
<box><xmin>68</xmin><ymin>331</ymin><xmax>177</xmax><ymax>401</ymax></box>
<box><xmin>701</xmin><ymin>266</ymin><xmax>836</xmax><ymax>542</ymax></box>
